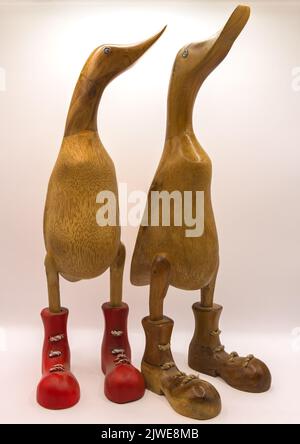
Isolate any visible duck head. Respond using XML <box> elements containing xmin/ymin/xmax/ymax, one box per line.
<box><xmin>171</xmin><ymin>6</ymin><xmax>250</xmax><ymax>87</ymax></box>
<box><xmin>64</xmin><ymin>26</ymin><xmax>166</xmax><ymax>136</ymax></box>
<box><xmin>81</xmin><ymin>26</ymin><xmax>167</xmax><ymax>84</ymax></box>
<box><xmin>166</xmin><ymin>6</ymin><xmax>250</xmax><ymax>137</ymax></box>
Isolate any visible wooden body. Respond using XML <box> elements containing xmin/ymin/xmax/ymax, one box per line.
<box><xmin>44</xmin><ymin>130</ymin><xmax>119</xmax><ymax>280</ymax></box>
<box><xmin>43</xmin><ymin>28</ymin><xmax>166</xmax><ymax>310</ymax></box>
<box><xmin>131</xmin><ymin>6</ymin><xmax>250</xmax><ymax>291</ymax></box>
<box><xmin>131</xmin><ymin>8</ymin><xmax>271</xmax><ymax>416</ymax></box>
<box><xmin>131</xmin><ymin>133</ymin><xmax>218</xmax><ymax>290</ymax></box>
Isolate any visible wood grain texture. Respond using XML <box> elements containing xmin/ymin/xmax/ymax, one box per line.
<box><xmin>131</xmin><ymin>6</ymin><xmax>250</xmax><ymax>291</ymax></box>
<box><xmin>44</xmin><ymin>130</ymin><xmax>119</xmax><ymax>281</ymax></box>
<box><xmin>43</xmin><ymin>28</ymin><xmax>166</xmax><ymax>311</ymax></box>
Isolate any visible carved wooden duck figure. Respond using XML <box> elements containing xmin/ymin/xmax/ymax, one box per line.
<box><xmin>37</xmin><ymin>28</ymin><xmax>166</xmax><ymax>409</ymax></box>
<box><xmin>131</xmin><ymin>6</ymin><xmax>271</xmax><ymax>420</ymax></box>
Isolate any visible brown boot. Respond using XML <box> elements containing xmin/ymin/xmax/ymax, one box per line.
<box><xmin>141</xmin><ymin>316</ymin><xmax>221</xmax><ymax>420</ymax></box>
<box><xmin>188</xmin><ymin>303</ymin><xmax>271</xmax><ymax>393</ymax></box>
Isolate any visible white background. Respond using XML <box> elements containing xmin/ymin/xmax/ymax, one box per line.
<box><xmin>0</xmin><ymin>0</ymin><xmax>299</xmax><ymax>424</ymax></box>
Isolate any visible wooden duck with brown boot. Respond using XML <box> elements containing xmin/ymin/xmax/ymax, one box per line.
<box><xmin>37</xmin><ymin>27</ymin><xmax>166</xmax><ymax>409</ymax></box>
<box><xmin>131</xmin><ymin>6</ymin><xmax>271</xmax><ymax>420</ymax></box>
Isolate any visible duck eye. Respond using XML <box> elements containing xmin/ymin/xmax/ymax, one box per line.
<box><xmin>104</xmin><ymin>47</ymin><xmax>111</xmax><ymax>55</ymax></box>
<box><xmin>182</xmin><ymin>48</ymin><xmax>189</xmax><ymax>58</ymax></box>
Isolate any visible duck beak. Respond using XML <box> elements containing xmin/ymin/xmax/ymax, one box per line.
<box><xmin>125</xmin><ymin>26</ymin><xmax>167</xmax><ymax>66</ymax></box>
<box><xmin>192</xmin><ymin>5</ymin><xmax>250</xmax><ymax>69</ymax></box>
<box><xmin>216</xmin><ymin>5</ymin><xmax>250</xmax><ymax>48</ymax></box>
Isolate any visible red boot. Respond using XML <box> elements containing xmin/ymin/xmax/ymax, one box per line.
<box><xmin>37</xmin><ymin>308</ymin><xmax>80</xmax><ymax>409</ymax></box>
<box><xmin>101</xmin><ymin>302</ymin><xmax>145</xmax><ymax>403</ymax></box>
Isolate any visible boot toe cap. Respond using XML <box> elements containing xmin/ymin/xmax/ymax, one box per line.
<box><xmin>104</xmin><ymin>364</ymin><xmax>145</xmax><ymax>404</ymax></box>
<box><xmin>187</xmin><ymin>380</ymin><xmax>221</xmax><ymax>420</ymax></box>
<box><xmin>169</xmin><ymin>380</ymin><xmax>221</xmax><ymax>420</ymax></box>
<box><xmin>242</xmin><ymin>358</ymin><xmax>271</xmax><ymax>393</ymax></box>
<box><xmin>223</xmin><ymin>358</ymin><xmax>271</xmax><ymax>393</ymax></box>
<box><xmin>37</xmin><ymin>372</ymin><xmax>80</xmax><ymax>409</ymax></box>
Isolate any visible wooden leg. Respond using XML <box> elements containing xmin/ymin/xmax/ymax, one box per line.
<box><xmin>200</xmin><ymin>263</ymin><xmax>219</xmax><ymax>308</ymax></box>
<box><xmin>149</xmin><ymin>255</ymin><xmax>171</xmax><ymax>321</ymax></box>
<box><xmin>110</xmin><ymin>242</ymin><xmax>126</xmax><ymax>307</ymax></box>
<box><xmin>44</xmin><ymin>254</ymin><xmax>61</xmax><ymax>313</ymax></box>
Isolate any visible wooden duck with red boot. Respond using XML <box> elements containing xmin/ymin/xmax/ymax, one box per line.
<box><xmin>37</xmin><ymin>27</ymin><xmax>166</xmax><ymax>409</ymax></box>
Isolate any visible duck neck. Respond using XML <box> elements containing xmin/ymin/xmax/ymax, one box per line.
<box><xmin>64</xmin><ymin>74</ymin><xmax>105</xmax><ymax>137</ymax></box>
<box><xmin>165</xmin><ymin>75</ymin><xmax>202</xmax><ymax>140</ymax></box>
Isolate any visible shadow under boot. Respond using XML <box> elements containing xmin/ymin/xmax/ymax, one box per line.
<box><xmin>141</xmin><ymin>316</ymin><xmax>221</xmax><ymax>420</ymax></box>
<box><xmin>188</xmin><ymin>303</ymin><xmax>271</xmax><ymax>393</ymax></box>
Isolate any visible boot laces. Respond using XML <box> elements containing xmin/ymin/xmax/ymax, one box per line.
<box><xmin>49</xmin><ymin>333</ymin><xmax>64</xmax><ymax>360</ymax></box>
<box><xmin>111</xmin><ymin>330</ymin><xmax>123</xmax><ymax>337</ymax></box>
<box><xmin>49</xmin><ymin>334</ymin><xmax>64</xmax><ymax>342</ymax></box>
<box><xmin>159</xmin><ymin>342</ymin><xmax>199</xmax><ymax>383</ymax></box>
<box><xmin>49</xmin><ymin>364</ymin><xmax>65</xmax><ymax>373</ymax></box>
<box><xmin>158</xmin><ymin>343</ymin><xmax>170</xmax><ymax>351</ymax></box>
<box><xmin>214</xmin><ymin>345</ymin><xmax>225</xmax><ymax>353</ymax></box>
<box><xmin>214</xmin><ymin>345</ymin><xmax>255</xmax><ymax>367</ymax></box>
<box><xmin>114</xmin><ymin>353</ymin><xmax>130</xmax><ymax>365</ymax></box>
<box><xmin>160</xmin><ymin>362</ymin><xmax>198</xmax><ymax>384</ymax></box>
<box><xmin>208</xmin><ymin>327</ymin><xmax>255</xmax><ymax>366</ymax></box>
<box><xmin>229</xmin><ymin>352</ymin><xmax>255</xmax><ymax>367</ymax></box>
<box><xmin>229</xmin><ymin>351</ymin><xmax>239</xmax><ymax>361</ymax></box>
<box><xmin>175</xmin><ymin>372</ymin><xmax>199</xmax><ymax>384</ymax></box>
<box><xmin>243</xmin><ymin>354</ymin><xmax>254</xmax><ymax>367</ymax></box>
<box><xmin>111</xmin><ymin>348</ymin><xmax>125</xmax><ymax>355</ymax></box>
<box><xmin>49</xmin><ymin>350</ymin><xmax>62</xmax><ymax>358</ymax></box>
<box><xmin>161</xmin><ymin>361</ymin><xmax>175</xmax><ymax>370</ymax></box>
<box><xmin>111</xmin><ymin>348</ymin><xmax>130</xmax><ymax>365</ymax></box>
